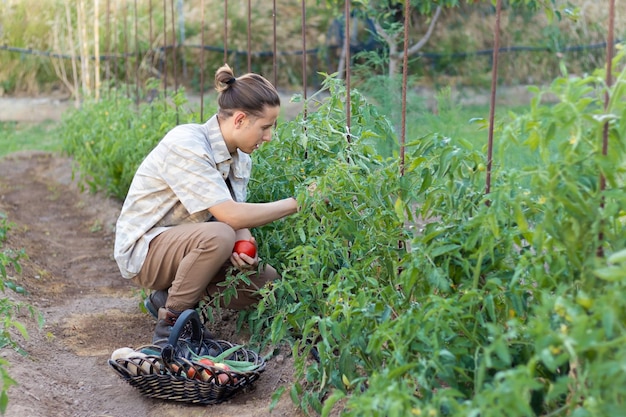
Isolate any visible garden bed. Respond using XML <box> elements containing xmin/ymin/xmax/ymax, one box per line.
<box><xmin>0</xmin><ymin>151</ymin><xmax>302</xmax><ymax>417</ymax></box>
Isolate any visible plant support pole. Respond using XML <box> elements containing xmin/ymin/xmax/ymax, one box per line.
<box><xmin>113</xmin><ymin>0</ymin><xmax>119</xmax><ymax>99</ymax></box>
<box><xmin>247</xmin><ymin>0</ymin><xmax>252</xmax><ymax>72</ymax></box>
<box><xmin>106</xmin><ymin>0</ymin><xmax>111</xmax><ymax>96</ymax></box>
<box><xmin>344</xmin><ymin>0</ymin><xmax>351</xmax><ymax>142</ymax></box>
<box><xmin>601</xmin><ymin>0</ymin><xmax>615</xmax><ymax>187</ymax></box>
<box><xmin>162</xmin><ymin>0</ymin><xmax>167</xmax><ymax>107</ymax></box>
<box><xmin>170</xmin><ymin>0</ymin><xmax>178</xmax><ymax>94</ymax></box>
<box><xmin>400</xmin><ymin>0</ymin><xmax>410</xmax><ymax>177</ymax></box>
<box><xmin>200</xmin><ymin>0</ymin><xmax>206</xmax><ymax>120</ymax></box>
<box><xmin>485</xmin><ymin>0</ymin><xmax>502</xmax><ymax>199</ymax></box>
<box><xmin>178</xmin><ymin>0</ymin><xmax>186</xmax><ymax>78</ymax></box>
<box><xmin>94</xmin><ymin>0</ymin><xmax>100</xmax><ymax>100</ymax></box>
<box><xmin>598</xmin><ymin>0</ymin><xmax>616</xmax><ymax>257</ymax></box>
<box><xmin>302</xmin><ymin>0</ymin><xmax>307</xmax><ymax>118</ymax></box>
<box><xmin>273</xmin><ymin>0</ymin><xmax>277</xmax><ymax>88</ymax></box>
<box><xmin>123</xmin><ymin>1</ymin><xmax>130</xmax><ymax>98</ymax></box>
<box><xmin>64</xmin><ymin>0</ymin><xmax>80</xmax><ymax>107</ymax></box>
<box><xmin>301</xmin><ymin>0</ymin><xmax>308</xmax><ymax>160</ymax></box>
<box><xmin>171</xmin><ymin>0</ymin><xmax>179</xmax><ymax>123</ymax></box>
<box><xmin>224</xmin><ymin>0</ymin><xmax>228</xmax><ymax>63</ymax></box>
<box><xmin>134</xmin><ymin>0</ymin><xmax>139</xmax><ymax>106</ymax></box>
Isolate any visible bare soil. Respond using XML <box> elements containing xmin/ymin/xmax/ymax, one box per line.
<box><xmin>0</xmin><ymin>151</ymin><xmax>304</xmax><ymax>417</ymax></box>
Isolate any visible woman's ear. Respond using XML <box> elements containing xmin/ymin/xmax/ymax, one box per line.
<box><xmin>233</xmin><ymin>111</ymin><xmax>247</xmax><ymax>128</ymax></box>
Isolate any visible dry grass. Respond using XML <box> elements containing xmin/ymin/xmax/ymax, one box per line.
<box><xmin>425</xmin><ymin>0</ymin><xmax>626</xmax><ymax>86</ymax></box>
<box><xmin>0</xmin><ymin>0</ymin><xmax>623</xmax><ymax>95</ymax></box>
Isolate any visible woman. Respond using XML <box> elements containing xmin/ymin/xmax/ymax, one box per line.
<box><xmin>114</xmin><ymin>63</ymin><xmax>298</xmax><ymax>346</ymax></box>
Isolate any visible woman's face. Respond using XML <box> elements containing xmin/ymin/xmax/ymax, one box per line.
<box><xmin>231</xmin><ymin>106</ymin><xmax>280</xmax><ymax>154</ymax></box>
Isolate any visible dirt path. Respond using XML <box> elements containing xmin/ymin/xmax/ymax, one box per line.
<box><xmin>0</xmin><ymin>151</ymin><xmax>302</xmax><ymax>417</ymax></box>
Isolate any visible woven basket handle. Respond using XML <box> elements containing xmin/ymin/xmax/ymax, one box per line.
<box><xmin>167</xmin><ymin>309</ymin><xmax>203</xmax><ymax>347</ymax></box>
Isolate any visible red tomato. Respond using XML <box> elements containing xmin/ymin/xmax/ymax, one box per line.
<box><xmin>217</xmin><ymin>372</ymin><xmax>230</xmax><ymax>384</ymax></box>
<box><xmin>198</xmin><ymin>358</ymin><xmax>214</xmax><ymax>367</ymax></box>
<box><xmin>233</xmin><ymin>240</ymin><xmax>256</xmax><ymax>258</ymax></box>
<box><xmin>213</xmin><ymin>363</ymin><xmax>236</xmax><ymax>384</ymax></box>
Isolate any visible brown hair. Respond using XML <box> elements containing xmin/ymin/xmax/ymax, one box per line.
<box><xmin>214</xmin><ymin>63</ymin><xmax>280</xmax><ymax>119</ymax></box>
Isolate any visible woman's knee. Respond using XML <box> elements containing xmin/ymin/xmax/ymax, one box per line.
<box><xmin>196</xmin><ymin>222</ymin><xmax>236</xmax><ymax>254</ymax></box>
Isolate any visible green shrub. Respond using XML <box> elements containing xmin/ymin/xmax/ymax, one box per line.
<box><xmin>0</xmin><ymin>213</ymin><xmax>43</xmax><ymax>415</ymax></box>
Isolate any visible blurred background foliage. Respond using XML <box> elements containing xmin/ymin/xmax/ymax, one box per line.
<box><xmin>0</xmin><ymin>0</ymin><xmax>623</xmax><ymax>97</ymax></box>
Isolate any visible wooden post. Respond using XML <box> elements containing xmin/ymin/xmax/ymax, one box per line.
<box><xmin>94</xmin><ymin>0</ymin><xmax>101</xmax><ymax>100</ymax></box>
<box><xmin>64</xmin><ymin>0</ymin><xmax>80</xmax><ymax>106</ymax></box>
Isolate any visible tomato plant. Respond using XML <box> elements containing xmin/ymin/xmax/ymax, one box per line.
<box><xmin>246</xmin><ymin>62</ymin><xmax>626</xmax><ymax>416</ymax></box>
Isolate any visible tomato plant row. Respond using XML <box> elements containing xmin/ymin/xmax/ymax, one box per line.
<box><xmin>61</xmin><ymin>53</ymin><xmax>626</xmax><ymax>416</ymax></box>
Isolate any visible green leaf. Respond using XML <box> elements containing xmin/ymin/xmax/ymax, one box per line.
<box><xmin>430</xmin><ymin>243</ymin><xmax>460</xmax><ymax>258</ymax></box>
<box><xmin>386</xmin><ymin>363</ymin><xmax>416</xmax><ymax>379</ymax></box>
<box><xmin>290</xmin><ymin>383</ymin><xmax>301</xmax><ymax>405</ymax></box>
<box><xmin>321</xmin><ymin>390</ymin><xmax>346</xmax><ymax>417</ymax></box>
<box><xmin>394</xmin><ymin>197</ymin><xmax>404</xmax><ymax>220</ymax></box>
<box><xmin>11</xmin><ymin>321</ymin><xmax>28</xmax><ymax>340</ymax></box>
<box><xmin>269</xmin><ymin>386</ymin><xmax>286</xmax><ymax>412</ymax></box>
<box><xmin>493</xmin><ymin>338</ymin><xmax>512</xmax><ymax>366</ymax></box>
<box><xmin>297</xmin><ymin>227</ymin><xmax>306</xmax><ymax>243</ymax></box>
<box><xmin>593</xmin><ymin>266</ymin><xmax>626</xmax><ymax>282</ymax></box>
<box><xmin>484</xmin><ymin>294</ymin><xmax>496</xmax><ymax>321</ymax></box>
<box><xmin>607</xmin><ymin>249</ymin><xmax>626</xmax><ymax>264</ymax></box>
<box><xmin>0</xmin><ymin>391</ymin><xmax>7</xmax><ymax>415</ymax></box>
<box><xmin>602</xmin><ymin>308</ymin><xmax>615</xmax><ymax>339</ymax></box>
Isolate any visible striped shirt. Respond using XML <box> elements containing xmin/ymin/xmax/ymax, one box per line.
<box><xmin>113</xmin><ymin>115</ymin><xmax>251</xmax><ymax>279</ymax></box>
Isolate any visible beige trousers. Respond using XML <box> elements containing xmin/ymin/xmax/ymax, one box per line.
<box><xmin>132</xmin><ymin>221</ymin><xmax>278</xmax><ymax>312</ymax></box>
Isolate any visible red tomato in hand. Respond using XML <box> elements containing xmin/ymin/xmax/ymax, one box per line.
<box><xmin>233</xmin><ymin>240</ymin><xmax>256</xmax><ymax>258</ymax></box>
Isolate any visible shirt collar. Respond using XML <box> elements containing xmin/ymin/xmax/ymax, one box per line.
<box><xmin>204</xmin><ymin>115</ymin><xmax>231</xmax><ymax>164</ymax></box>
<box><xmin>203</xmin><ymin>115</ymin><xmax>251</xmax><ymax>180</ymax></box>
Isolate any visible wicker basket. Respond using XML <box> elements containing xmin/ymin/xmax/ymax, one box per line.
<box><xmin>108</xmin><ymin>309</ymin><xmax>265</xmax><ymax>405</ymax></box>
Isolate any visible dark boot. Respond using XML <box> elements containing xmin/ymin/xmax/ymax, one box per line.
<box><xmin>145</xmin><ymin>290</ymin><xmax>213</xmax><ymax>328</ymax></box>
<box><xmin>152</xmin><ymin>307</ymin><xmax>179</xmax><ymax>347</ymax></box>
<box><xmin>152</xmin><ymin>307</ymin><xmax>216</xmax><ymax>348</ymax></box>
<box><xmin>144</xmin><ymin>290</ymin><xmax>168</xmax><ymax>319</ymax></box>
